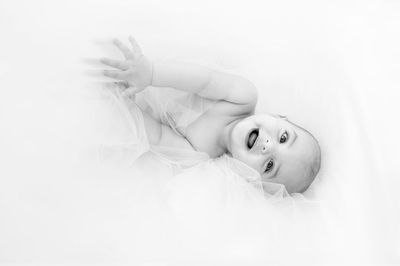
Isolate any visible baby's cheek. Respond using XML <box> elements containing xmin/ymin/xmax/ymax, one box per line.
<box><xmin>232</xmin><ymin>148</ymin><xmax>253</xmax><ymax>166</ymax></box>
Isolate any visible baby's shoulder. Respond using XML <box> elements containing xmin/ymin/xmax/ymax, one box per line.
<box><xmin>207</xmin><ymin>99</ymin><xmax>256</xmax><ymax>117</ymax></box>
<box><xmin>184</xmin><ymin>101</ymin><xmax>253</xmax><ymax>157</ymax></box>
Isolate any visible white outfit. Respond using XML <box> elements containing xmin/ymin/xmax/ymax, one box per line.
<box><xmin>92</xmin><ymin>85</ymin><xmax>334</xmax><ymax>264</ymax></box>
<box><xmin>100</xmin><ymin>85</ymin><xmax>292</xmax><ymax>196</ymax></box>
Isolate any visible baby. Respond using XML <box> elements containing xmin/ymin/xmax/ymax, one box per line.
<box><xmin>100</xmin><ymin>37</ymin><xmax>321</xmax><ymax>193</ymax></box>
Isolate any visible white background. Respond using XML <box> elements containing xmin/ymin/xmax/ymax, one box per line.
<box><xmin>0</xmin><ymin>0</ymin><xmax>399</xmax><ymax>265</ymax></box>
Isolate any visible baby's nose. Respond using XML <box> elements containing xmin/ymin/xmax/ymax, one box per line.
<box><xmin>260</xmin><ymin>139</ymin><xmax>272</xmax><ymax>154</ymax></box>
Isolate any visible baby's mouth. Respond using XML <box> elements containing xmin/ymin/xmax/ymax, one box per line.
<box><xmin>246</xmin><ymin>128</ymin><xmax>259</xmax><ymax>149</ymax></box>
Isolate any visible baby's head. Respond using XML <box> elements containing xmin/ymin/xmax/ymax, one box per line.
<box><xmin>227</xmin><ymin>113</ymin><xmax>321</xmax><ymax>193</ymax></box>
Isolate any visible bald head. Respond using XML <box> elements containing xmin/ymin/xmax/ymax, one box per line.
<box><xmin>293</xmin><ymin>128</ymin><xmax>321</xmax><ymax>193</ymax></box>
<box><xmin>229</xmin><ymin>113</ymin><xmax>321</xmax><ymax>194</ymax></box>
<box><xmin>270</xmin><ymin>124</ymin><xmax>321</xmax><ymax>193</ymax></box>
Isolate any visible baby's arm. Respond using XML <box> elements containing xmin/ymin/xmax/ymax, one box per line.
<box><xmin>152</xmin><ymin>61</ymin><xmax>258</xmax><ymax>105</ymax></box>
<box><xmin>101</xmin><ymin>37</ymin><xmax>258</xmax><ymax>106</ymax></box>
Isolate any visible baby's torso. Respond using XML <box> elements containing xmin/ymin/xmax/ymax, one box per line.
<box><xmin>136</xmin><ymin>87</ymin><xmax>252</xmax><ymax>158</ymax></box>
<box><xmin>178</xmin><ymin>111</ymin><xmax>235</xmax><ymax>158</ymax></box>
<box><xmin>141</xmin><ymin>104</ymin><xmax>237</xmax><ymax>158</ymax></box>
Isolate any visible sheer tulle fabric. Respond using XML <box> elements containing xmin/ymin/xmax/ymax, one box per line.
<box><xmin>90</xmin><ymin>84</ymin><xmax>341</xmax><ymax>264</ymax></box>
<box><xmin>100</xmin><ymin>85</ymin><xmax>295</xmax><ymax>198</ymax></box>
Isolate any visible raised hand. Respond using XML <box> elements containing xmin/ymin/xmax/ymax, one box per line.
<box><xmin>100</xmin><ymin>36</ymin><xmax>153</xmax><ymax>94</ymax></box>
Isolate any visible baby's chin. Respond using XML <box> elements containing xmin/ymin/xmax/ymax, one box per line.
<box><xmin>229</xmin><ymin>121</ymin><xmax>249</xmax><ymax>157</ymax></box>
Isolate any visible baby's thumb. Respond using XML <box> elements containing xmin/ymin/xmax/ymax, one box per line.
<box><xmin>122</xmin><ymin>87</ymin><xmax>139</xmax><ymax>97</ymax></box>
<box><xmin>111</xmin><ymin>81</ymin><xmax>130</xmax><ymax>90</ymax></box>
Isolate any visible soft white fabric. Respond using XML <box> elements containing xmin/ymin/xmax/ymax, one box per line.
<box><xmin>88</xmin><ymin>84</ymin><xmax>331</xmax><ymax>265</ymax></box>
<box><xmin>82</xmin><ymin>83</ymin><xmax>354</xmax><ymax>265</ymax></box>
<box><xmin>101</xmin><ymin>84</ymin><xmax>286</xmax><ymax>193</ymax></box>
<box><xmin>0</xmin><ymin>0</ymin><xmax>399</xmax><ymax>265</ymax></box>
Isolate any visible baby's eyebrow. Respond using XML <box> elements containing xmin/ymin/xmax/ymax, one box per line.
<box><xmin>288</xmin><ymin>130</ymin><xmax>298</xmax><ymax>147</ymax></box>
<box><xmin>273</xmin><ymin>163</ymin><xmax>281</xmax><ymax>178</ymax></box>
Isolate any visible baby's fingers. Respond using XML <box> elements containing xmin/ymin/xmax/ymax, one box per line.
<box><xmin>129</xmin><ymin>36</ymin><xmax>143</xmax><ymax>56</ymax></box>
<box><xmin>113</xmin><ymin>39</ymin><xmax>134</xmax><ymax>60</ymax></box>
<box><xmin>100</xmin><ymin>57</ymin><xmax>129</xmax><ymax>70</ymax></box>
<box><xmin>103</xmin><ymin>69</ymin><xmax>130</xmax><ymax>80</ymax></box>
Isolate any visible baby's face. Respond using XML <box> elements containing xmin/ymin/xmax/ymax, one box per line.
<box><xmin>229</xmin><ymin>114</ymin><xmax>321</xmax><ymax>193</ymax></box>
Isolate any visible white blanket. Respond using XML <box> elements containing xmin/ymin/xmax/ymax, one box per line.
<box><xmin>0</xmin><ymin>0</ymin><xmax>399</xmax><ymax>265</ymax></box>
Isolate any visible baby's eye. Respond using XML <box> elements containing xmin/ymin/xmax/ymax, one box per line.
<box><xmin>265</xmin><ymin>159</ymin><xmax>274</xmax><ymax>173</ymax></box>
<box><xmin>280</xmin><ymin>131</ymin><xmax>288</xmax><ymax>143</ymax></box>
